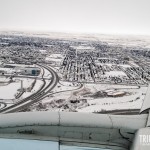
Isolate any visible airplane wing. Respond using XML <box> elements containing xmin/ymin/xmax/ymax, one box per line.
<box><xmin>0</xmin><ymin>111</ymin><xmax>148</xmax><ymax>150</ymax></box>
<box><xmin>0</xmin><ymin>85</ymin><xmax>150</xmax><ymax>150</ymax></box>
<box><xmin>140</xmin><ymin>84</ymin><xmax>150</xmax><ymax>114</ymax></box>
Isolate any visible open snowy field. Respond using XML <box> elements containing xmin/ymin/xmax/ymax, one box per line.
<box><xmin>36</xmin><ymin>82</ymin><xmax>148</xmax><ymax>113</ymax></box>
<box><xmin>45</xmin><ymin>54</ymin><xmax>64</xmax><ymax>66</ymax></box>
<box><xmin>79</xmin><ymin>84</ymin><xmax>147</xmax><ymax>112</ymax></box>
<box><xmin>21</xmin><ymin>79</ymin><xmax>44</xmax><ymax>99</ymax></box>
<box><xmin>46</xmin><ymin>54</ymin><xmax>64</xmax><ymax>61</ymax></box>
<box><xmin>0</xmin><ymin>82</ymin><xmax>21</xmax><ymax>99</ymax></box>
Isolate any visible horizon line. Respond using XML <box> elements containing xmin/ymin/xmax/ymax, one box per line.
<box><xmin>0</xmin><ymin>29</ymin><xmax>150</xmax><ymax>37</ymax></box>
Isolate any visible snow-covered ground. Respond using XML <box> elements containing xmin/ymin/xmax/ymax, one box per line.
<box><xmin>21</xmin><ymin>79</ymin><xmax>44</xmax><ymax>99</ymax></box>
<box><xmin>0</xmin><ymin>68</ymin><xmax>16</xmax><ymax>74</ymax></box>
<box><xmin>15</xmin><ymin>78</ymin><xmax>35</xmax><ymax>88</ymax></box>
<box><xmin>53</xmin><ymin>81</ymin><xmax>81</xmax><ymax>92</ymax></box>
<box><xmin>36</xmin><ymin>82</ymin><xmax>147</xmax><ymax>113</ymax></box>
<box><xmin>0</xmin><ymin>103</ymin><xmax>6</xmax><ymax>109</ymax></box>
<box><xmin>78</xmin><ymin>84</ymin><xmax>147</xmax><ymax>112</ymax></box>
<box><xmin>0</xmin><ymin>75</ymin><xmax>44</xmax><ymax>101</ymax></box>
<box><xmin>0</xmin><ymin>63</ymin><xmax>148</xmax><ymax>113</ymax></box>
<box><xmin>45</xmin><ymin>54</ymin><xmax>64</xmax><ymax>65</ymax></box>
<box><xmin>43</xmin><ymin>68</ymin><xmax>52</xmax><ymax>78</ymax></box>
<box><xmin>39</xmin><ymin>49</ymin><xmax>47</xmax><ymax>54</ymax></box>
<box><xmin>41</xmin><ymin>81</ymin><xmax>81</xmax><ymax>103</ymax></box>
<box><xmin>105</xmin><ymin>71</ymin><xmax>126</xmax><ymax>77</ymax></box>
<box><xmin>0</xmin><ymin>82</ymin><xmax>21</xmax><ymax>99</ymax></box>
<box><xmin>0</xmin><ymin>77</ymin><xmax>10</xmax><ymax>83</ymax></box>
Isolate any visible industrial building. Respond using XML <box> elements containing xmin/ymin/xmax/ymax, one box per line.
<box><xmin>21</xmin><ymin>67</ymin><xmax>40</xmax><ymax>76</ymax></box>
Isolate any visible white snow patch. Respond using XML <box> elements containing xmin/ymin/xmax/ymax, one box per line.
<box><xmin>0</xmin><ymin>82</ymin><xmax>21</xmax><ymax>99</ymax></box>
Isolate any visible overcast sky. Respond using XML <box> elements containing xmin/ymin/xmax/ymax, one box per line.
<box><xmin>0</xmin><ymin>0</ymin><xmax>150</xmax><ymax>35</ymax></box>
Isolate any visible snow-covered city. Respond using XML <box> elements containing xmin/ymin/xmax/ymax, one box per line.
<box><xmin>0</xmin><ymin>32</ymin><xmax>149</xmax><ymax>114</ymax></box>
<box><xmin>1</xmin><ymin>0</ymin><xmax>150</xmax><ymax>149</ymax></box>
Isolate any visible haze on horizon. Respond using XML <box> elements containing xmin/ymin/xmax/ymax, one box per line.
<box><xmin>0</xmin><ymin>0</ymin><xmax>150</xmax><ymax>35</ymax></box>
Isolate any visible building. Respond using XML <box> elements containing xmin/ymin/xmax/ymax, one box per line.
<box><xmin>107</xmin><ymin>91</ymin><xmax>126</xmax><ymax>97</ymax></box>
<box><xmin>21</xmin><ymin>67</ymin><xmax>40</xmax><ymax>76</ymax></box>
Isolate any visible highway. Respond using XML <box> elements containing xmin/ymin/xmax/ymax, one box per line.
<box><xmin>0</xmin><ymin>64</ymin><xmax>59</xmax><ymax>113</ymax></box>
<box><xmin>0</xmin><ymin>63</ymin><xmax>141</xmax><ymax>115</ymax></box>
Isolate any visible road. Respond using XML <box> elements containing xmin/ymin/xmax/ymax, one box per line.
<box><xmin>0</xmin><ymin>64</ymin><xmax>59</xmax><ymax>113</ymax></box>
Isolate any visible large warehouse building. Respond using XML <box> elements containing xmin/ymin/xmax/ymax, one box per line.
<box><xmin>21</xmin><ymin>67</ymin><xmax>40</xmax><ymax>76</ymax></box>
